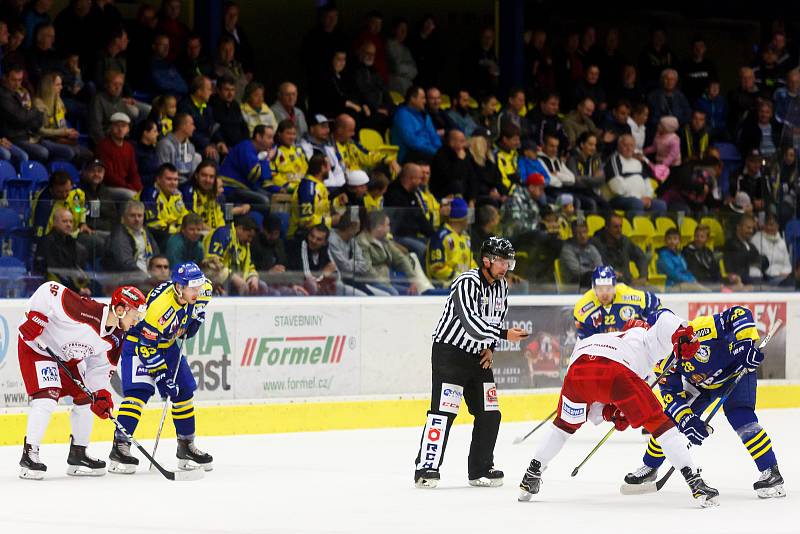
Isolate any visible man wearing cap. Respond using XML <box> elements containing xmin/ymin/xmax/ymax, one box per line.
<box><xmin>79</xmin><ymin>159</ymin><xmax>117</xmax><ymax>235</ymax></box>
<box><xmin>299</xmin><ymin>113</ymin><xmax>345</xmax><ymax>190</ymax></box>
<box><xmin>94</xmin><ymin>111</ymin><xmax>142</xmax><ymax>200</ymax></box>
<box><xmin>343</xmin><ymin>169</ymin><xmax>370</xmax><ymax>206</ymax></box>
<box><xmin>504</xmin><ymin>172</ymin><xmax>545</xmax><ymax>239</ymax></box>
<box><xmin>332</xmin><ymin>114</ymin><xmax>401</xmax><ymax>178</ymax></box>
<box><xmin>425</xmin><ymin>197</ymin><xmax>476</xmax><ymax>287</ymax></box>
<box><xmin>217</xmin><ymin>124</ymin><xmax>273</xmax><ymax>211</ymax></box>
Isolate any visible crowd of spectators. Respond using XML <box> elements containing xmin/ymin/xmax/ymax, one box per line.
<box><xmin>3</xmin><ymin>2</ymin><xmax>800</xmax><ymax>298</ymax></box>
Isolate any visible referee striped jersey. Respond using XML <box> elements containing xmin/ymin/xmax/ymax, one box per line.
<box><xmin>432</xmin><ymin>268</ymin><xmax>509</xmax><ymax>354</ymax></box>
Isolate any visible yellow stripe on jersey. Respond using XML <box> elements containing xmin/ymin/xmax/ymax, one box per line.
<box><xmin>736</xmin><ymin>326</ymin><xmax>760</xmax><ymax>343</ymax></box>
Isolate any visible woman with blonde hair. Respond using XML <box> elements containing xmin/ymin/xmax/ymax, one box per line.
<box><xmin>468</xmin><ymin>134</ymin><xmax>505</xmax><ymax>204</ymax></box>
<box><xmin>34</xmin><ymin>72</ymin><xmax>92</xmax><ymax>163</ymax></box>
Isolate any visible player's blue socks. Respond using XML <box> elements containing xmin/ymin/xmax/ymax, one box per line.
<box><xmin>643</xmin><ymin>436</ymin><xmax>666</xmax><ymax>469</ymax></box>
<box><xmin>171</xmin><ymin>397</ymin><xmax>196</xmax><ymax>438</ymax></box>
<box><xmin>115</xmin><ymin>395</ymin><xmax>147</xmax><ymax>440</ymax></box>
<box><xmin>737</xmin><ymin>422</ymin><xmax>777</xmax><ymax>471</ymax></box>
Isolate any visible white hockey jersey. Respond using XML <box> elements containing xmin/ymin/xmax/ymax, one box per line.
<box><xmin>20</xmin><ymin>282</ymin><xmax>123</xmax><ymax>392</ymax></box>
<box><xmin>568</xmin><ymin>311</ymin><xmax>684</xmax><ymax>380</ymax></box>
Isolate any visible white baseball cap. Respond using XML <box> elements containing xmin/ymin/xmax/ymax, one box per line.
<box><xmin>109</xmin><ymin>112</ymin><xmax>131</xmax><ymax>124</ymax></box>
<box><xmin>346</xmin><ymin>170</ymin><xmax>369</xmax><ymax>186</ymax></box>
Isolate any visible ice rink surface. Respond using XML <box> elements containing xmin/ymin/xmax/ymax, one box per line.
<box><xmin>0</xmin><ymin>408</ymin><xmax>796</xmax><ymax>534</ymax></box>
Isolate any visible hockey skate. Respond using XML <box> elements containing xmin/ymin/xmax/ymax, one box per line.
<box><xmin>469</xmin><ymin>468</ymin><xmax>504</xmax><ymax>487</ymax></box>
<box><xmin>624</xmin><ymin>464</ymin><xmax>658</xmax><ymax>485</ymax></box>
<box><xmin>109</xmin><ymin>439</ymin><xmax>139</xmax><ymax>474</ymax></box>
<box><xmin>177</xmin><ymin>438</ymin><xmax>213</xmax><ymax>471</ymax></box>
<box><xmin>754</xmin><ymin>465</ymin><xmax>786</xmax><ymax>498</ymax></box>
<box><xmin>681</xmin><ymin>466</ymin><xmax>719</xmax><ymax>507</ymax></box>
<box><xmin>19</xmin><ymin>437</ymin><xmax>46</xmax><ymax>480</ymax></box>
<box><xmin>66</xmin><ymin>435</ymin><xmax>106</xmax><ymax>476</ymax></box>
<box><xmin>518</xmin><ymin>459</ymin><xmax>543</xmax><ymax>502</ymax></box>
<box><xmin>414</xmin><ymin>469</ymin><xmax>440</xmax><ymax>488</ymax></box>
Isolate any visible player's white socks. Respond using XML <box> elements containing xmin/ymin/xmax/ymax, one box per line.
<box><xmin>70</xmin><ymin>403</ymin><xmax>93</xmax><ymax>447</ymax></box>
<box><xmin>658</xmin><ymin>427</ymin><xmax>695</xmax><ymax>471</ymax></box>
<box><xmin>534</xmin><ymin>424</ymin><xmax>572</xmax><ymax>467</ymax></box>
<box><xmin>26</xmin><ymin>398</ymin><xmax>57</xmax><ymax>446</ymax></box>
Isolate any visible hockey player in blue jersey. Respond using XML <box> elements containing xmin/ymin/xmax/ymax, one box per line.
<box><xmin>623</xmin><ymin>306</ymin><xmax>785</xmax><ymax>498</ymax></box>
<box><xmin>572</xmin><ymin>266</ymin><xmax>661</xmax><ymax>340</ymax></box>
<box><xmin>109</xmin><ymin>262</ymin><xmax>214</xmax><ymax>474</ymax></box>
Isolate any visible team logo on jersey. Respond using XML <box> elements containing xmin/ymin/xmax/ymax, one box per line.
<box><xmin>619</xmin><ymin>306</ymin><xmax>635</xmax><ymax>320</ymax></box>
<box><xmin>560</xmin><ymin>395</ymin><xmax>587</xmax><ymax>425</ymax></box>
<box><xmin>61</xmin><ymin>342</ymin><xmax>92</xmax><ymax>360</ymax></box>
<box><xmin>689</xmin><ymin>373</ymin><xmax>707</xmax><ymax>385</ymax></box>
<box><xmin>494</xmin><ymin>298</ymin><xmax>503</xmax><ymax>311</ymax></box>
<box><xmin>580</xmin><ymin>302</ymin><xmax>594</xmax><ymax>314</ymax></box>
<box><xmin>695</xmin><ymin>345</ymin><xmax>710</xmax><ymax>363</ymax></box>
<box><xmin>483</xmin><ymin>382</ymin><xmax>499</xmax><ymax>411</ymax></box>
<box><xmin>591</xmin><ymin>310</ymin><xmax>602</xmax><ymax>327</ymax></box>
<box><xmin>158</xmin><ymin>307</ymin><xmax>175</xmax><ymax>325</ymax></box>
<box><xmin>141</xmin><ymin>326</ymin><xmax>158</xmax><ymax>340</ymax></box>
<box><xmin>622</xmin><ymin>295</ymin><xmax>639</xmax><ymax>302</ymax></box>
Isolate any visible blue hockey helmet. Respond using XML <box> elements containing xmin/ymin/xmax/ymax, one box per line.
<box><xmin>592</xmin><ymin>266</ymin><xmax>617</xmax><ymax>288</ymax></box>
<box><xmin>172</xmin><ymin>262</ymin><xmax>205</xmax><ymax>288</ymax></box>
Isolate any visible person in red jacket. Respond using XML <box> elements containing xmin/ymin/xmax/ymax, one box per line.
<box><xmin>94</xmin><ymin>112</ymin><xmax>142</xmax><ymax>199</ymax></box>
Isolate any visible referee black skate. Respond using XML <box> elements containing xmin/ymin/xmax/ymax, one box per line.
<box><xmin>414</xmin><ymin>237</ymin><xmax>529</xmax><ymax>489</ymax></box>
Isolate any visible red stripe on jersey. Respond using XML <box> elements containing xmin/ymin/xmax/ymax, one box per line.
<box><xmin>61</xmin><ymin>287</ymin><xmax>105</xmax><ymax>335</ymax></box>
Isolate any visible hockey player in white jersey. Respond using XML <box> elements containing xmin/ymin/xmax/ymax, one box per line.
<box><xmin>17</xmin><ymin>282</ymin><xmax>146</xmax><ymax>479</ymax></box>
<box><xmin>518</xmin><ymin>311</ymin><xmax>721</xmax><ymax>507</ymax></box>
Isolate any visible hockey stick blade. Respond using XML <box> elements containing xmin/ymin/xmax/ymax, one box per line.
<box><xmin>619</xmin><ymin>481</ymin><xmax>658</xmax><ymax>495</ymax></box>
<box><xmin>171</xmin><ymin>469</ymin><xmax>205</xmax><ymax>481</ymax></box>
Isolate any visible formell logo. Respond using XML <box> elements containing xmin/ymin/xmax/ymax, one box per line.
<box><xmin>240</xmin><ymin>335</ymin><xmax>354</xmax><ymax>367</ymax></box>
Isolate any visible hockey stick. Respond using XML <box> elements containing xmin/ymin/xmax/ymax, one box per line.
<box><xmin>37</xmin><ymin>343</ymin><xmax>203</xmax><ymax>481</ymax></box>
<box><xmin>513</xmin><ymin>409</ymin><xmax>557</xmax><ymax>445</ymax></box>
<box><xmin>620</xmin><ymin>318</ymin><xmax>783</xmax><ymax>495</ymax></box>
<box><xmin>570</xmin><ymin>353</ymin><xmax>678</xmax><ymax>477</ymax></box>
<box><xmin>149</xmin><ymin>336</ymin><xmax>185</xmax><ymax>471</ymax></box>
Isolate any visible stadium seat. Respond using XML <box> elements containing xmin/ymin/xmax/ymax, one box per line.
<box><xmin>50</xmin><ymin>160</ymin><xmax>80</xmax><ymax>183</ymax></box>
<box><xmin>784</xmin><ymin>218</ymin><xmax>800</xmax><ymax>264</ymax></box>
<box><xmin>440</xmin><ymin>94</ymin><xmax>451</xmax><ymax>110</ymax></box>
<box><xmin>621</xmin><ymin>217</ymin><xmax>633</xmax><ymax>237</ymax></box>
<box><xmin>359</xmin><ymin>128</ymin><xmax>398</xmax><ymax>153</ymax></box>
<box><xmin>631</xmin><ymin>216</ymin><xmax>655</xmax><ymax>250</ymax></box>
<box><xmin>20</xmin><ymin>161</ymin><xmax>49</xmax><ymax>185</ymax></box>
<box><xmin>652</xmin><ymin>217</ymin><xmax>677</xmax><ymax>249</ymax></box>
<box><xmin>713</xmin><ymin>142</ymin><xmax>742</xmax><ymax>197</ymax></box>
<box><xmin>0</xmin><ymin>159</ymin><xmax>17</xmax><ymax>190</ymax></box>
<box><xmin>553</xmin><ymin>258</ymin><xmax>564</xmax><ymax>288</ymax></box>
<box><xmin>586</xmin><ymin>214</ymin><xmax>605</xmax><ymax>236</ymax></box>
<box><xmin>248</xmin><ymin>211</ymin><xmax>264</xmax><ymax>230</ymax></box>
<box><xmin>680</xmin><ymin>216</ymin><xmax>697</xmax><ymax>247</ymax></box>
<box><xmin>4</xmin><ymin>178</ymin><xmax>34</xmax><ymax>218</ymax></box>
<box><xmin>719</xmin><ymin>257</ymin><xmax>727</xmax><ymax>278</ymax></box>
<box><xmin>8</xmin><ymin>228</ymin><xmax>33</xmax><ymax>267</ymax></box>
<box><xmin>0</xmin><ymin>256</ymin><xmax>27</xmax><ymax>297</ymax></box>
<box><xmin>389</xmin><ymin>91</ymin><xmax>404</xmax><ymax>105</ymax></box>
<box><xmin>629</xmin><ymin>261</ymin><xmax>640</xmax><ymax>280</ymax></box>
<box><xmin>700</xmin><ymin>216</ymin><xmax>725</xmax><ymax>250</ymax></box>
<box><xmin>0</xmin><ymin>207</ymin><xmax>20</xmax><ymax>231</ymax></box>
<box><xmin>648</xmin><ymin>255</ymin><xmax>667</xmax><ymax>292</ymax></box>
<box><xmin>467</xmin><ymin>96</ymin><xmax>478</xmax><ymax>109</ymax></box>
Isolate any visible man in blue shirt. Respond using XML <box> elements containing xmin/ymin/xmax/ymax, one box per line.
<box><xmin>218</xmin><ymin>124</ymin><xmax>273</xmax><ymax>213</ymax></box>
<box><xmin>391</xmin><ymin>85</ymin><xmax>441</xmax><ymax>163</ymax></box>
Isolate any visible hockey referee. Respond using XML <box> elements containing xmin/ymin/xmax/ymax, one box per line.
<box><xmin>414</xmin><ymin>236</ymin><xmax>529</xmax><ymax>488</ymax></box>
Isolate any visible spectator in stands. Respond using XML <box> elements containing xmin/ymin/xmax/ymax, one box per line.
<box><xmin>445</xmin><ymin>89</ymin><xmax>478</xmax><ymax>136</ymax></box>
<box><xmin>695</xmin><ymin>80</ymin><xmax>727</xmax><ymax>140</ymax></box>
<box><xmin>287</xmin><ymin>152</ymin><xmax>346</xmax><ymax>237</ymax></box>
<box><xmin>773</xmin><ymin>68</ymin><xmax>800</xmax><ymax>127</ymax></box>
<box><xmin>462</xmin><ymin>26</ymin><xmax>500</xmax><ymax>96</ymax></box>
<box><xmin>178</xmin><ymin>33</ymin><xmax>213</xmax><ymax>86</ymax></box>
<box><xmin>573</xmin><ymin>65</ymin><xmax>606</xmax><ymax>118</ymax></box>
<box><xmin>135</xmin><ymin>119</ymin><xmax>160</xmax><ymax>186</ymax></box>
<box><xmin>328</xmin><ymin>210</ymin><xmax>390</xmax><ymax>296</ymax></box>
<box><xmin>3</xmin><ymin>24</ymin><xmax>25</xmax><ymax>70</ymax></box>
<box><xmin>179</xmin><ymin>75</ymin><xmax>224</xmax><ymax>160</ymax></box>
<box><xmin>779</xmin><ymin>261</ymin><xmax>800</xmax><ymax>289</ymax></box>
<box><xmin>738</xmin><ymin>100</ymin><xmax>781</xmax><ymax>159</ymax></box>
<box><xmin>165</xmin><ymin>211</ymin><xmax>204</xmax><ymax>268</ymax></box>
<box><xmin>218</xmin><ymin>124</ymin><xmax>272</xmax><ymax>210</ymax></box>
<box><xmin>88</xmin><ymin>70</ymin><xmax>136</xmax><ymax>145</ymax></box>
<box><xmin>137</xmin><ymin>254</ymin><xmax>173</xmax><ymax>295</ymax></box>
<box><xmin>31</xmin><ymin>170</ymin><xmax>87</xmax><ymax>240</ymax></box>
<box><xmin>731</xmin><ymin>152</ymin><xmax>769</xmax><ymax>213</ymax></box>
<box><xmin>723</xmin><ymin>213</ymin><xmax>765</xmax><ymax>285</ymax></box>
<box><xmin>214</xmin><ymin>35</ymin><xmax>247</xmax><ymax>101</ymax></box>
<box><xmin>528</xmin><ymin>92</ymin><xmax>569</xmax><ymax>151</ymax></box>
<box><xmin>383</xmin><ymin>162</ymin><xmax>434</xmax><ymax>258</ymax></box>
<box><xmin>497</xmin><ymin>87</ymin><xmax>531</xmax><ymax>144</ymax></box>
<box><xmin>140</xmin><ymin>163</ymin><xmax>189</xmax><ymax>249</ymax></box>
<box><xmin>148</xmin><ymin>95</ymin><xmax>177</xmax><ymax>138</ymax></box>
<box><xmin>310</xmin><ymin>50</ymin><xmax>364</xmax><ymax>119</ymax></box>
<box><xmin>680</xmin><ymin>109</ymin><xmax>710</xmax><ymax>161</ymax></box>
<box><xmin>753</xmin><ymin>46</ymin><xmax>785</xmax><ymax>98</ymax></box>
<box><xmin>566</xmin><ymin>131</ymin><xmax>606</xmax><ymax>208</ymax></box>
<box><xmin>660</xmin><ymin>157</ymin><xmax>717</xmax><ymax>214</ymax></box>
<box><xmin>680</xmin><ymin>36</ymin><xmax>717</xmax><ymax>104</ymax></box>
<box><xmin>538</xmin><ymin>132</ymin><xmax>576</xmax><ymax>192</ymax></box>
<box><xmin>728</xmin><ymin>67</ymin><xmax>760</xmax><ymax>138</ymax></box>
<box><xmin>683</xmin><ymin>224</ymin><xmax>729</xmax><ymax>288</ymax></box>
<box><xmin>0</xmin><ymin>64</ymin><xmax>46</xmax><ymax>162</ymax></box>
<box><xmin>204</xmin><ymin>215</ymin><xmax>265</xmax><ymax>295</ymax></box>
<box><xmin>102</xmin><ymin>200</ymin><xmax>160</xmax><ymax>281</ymax></box>
<box><xmin>504</xmin><ymin>172</ymin><xmax>545</xmax><ymax>239</ymax></box>
<box><xmin>301</xmin><ymin>5</ymin><xmax>347</xmax><ymax>84</ymax></box>
<box><xmin>646</xmin><ymin>68</ymin><xmax>691</xmax><ymax>128</ymax></box>
<box><xmin>286</xmin><ymin>223</ymin><xmax>338</xmax><ymax>296</ymax></box>
<box><xmin>149</xmin><ymin>33</ymin><xmax>189</xmax><ymax>97</ymax></box>
<box><xmin>657</xmin><ymin>227</ymin><xmax>710</xmax><ymax>291</ymax></box>
<box><xmin>627</xmin><ymin>102</ymin><xmax>648</xmax><ymax>154</ymax></box>
<box><xmin>430</xmin><ymin>129</ymin><xmax>477</xmax><ymax>201</ymax></box>
<box><xmin>602</xmin><ymin>134</ymin><xmax>665</xmax><ymax>213</ymax></box>
<box><xmin>343</xmin><ymin>170</ymin><xmax>369</xmax><ymax>207</ymax></box>
<box><xmin>125</xmin><ymin>3</ymin><xmax>158</xmax><ymax>88</ymax></box>
<box><xmin>37</xmin><ymin>207</ymin><xmax>90</xmax><ymax>296</ymax></box>
<box><xmin>181</xmin><ymin>159</ymin><xmax>249</xmax><ymax>231</ymax></box>
<box><xmin>0</xmin><ymin>20</ymin><xmax>7</xmax><ymax>72</ymax></box>
<box><xmin>773</xmin><ymin>147</ymin><xmax>799</xmax><ymax>224</ymax></box>
<box><xmin>353</xmin><ymin>10</ymin><xmax>388</xmax><ymax>83</ymax></box>
<box><xmin>638</xmin><ymin>27</ymin><xmax>675</xmax><ymax>90</ymax></box>
<box><xmin>559</xmin><ymin>220</ymin><xmax>603</xmax><ymax>288</ymax></box>
<box><xmin>590</xmin><ymin>211</ymin><xmax>648</xmax><ymax>285</ymax></box>
<box><xmin>644</xmin><ymin>115</ymin><xmax>681</xmax><ymax>172</ymax></box>
<box><xmin>79</xmin><ymin>158</ymin><xmax>117</xmax><ymax>237</ymax></box>
<box><xmin>332</xmin><ymin>113</ymin><xmax>400</xmax><ymax>176</ymax></box>
<box><xmin>470</xmin><ymin>204</ymin><xmax>500</xmax><ymax>257</ymax></box>
<box><xmin>299</xmin><ymin>114</ymin><xmax>345</xmax><ymax>190</ymax></box>
<box><xmin>53</xmin><ymin>0</ymin><xmax>96</xmax><ymax>76</ymax></box>
<box><xmin>425</xmin><ymin>87</ymin><xmax>450</xmax><ymax>139</ymax></box>
<box><xmin>613</xmin><ymin>64</ymin><xmax>645</xmax><ymax>107</ymax></box>
<box><xmin>722</xmin><ymin>191</ymin><xmax>754</xmax><ymax>232</ymax></box>
<box><xmin>417</xmin><ymin>160</ymin><xmax>446</xmax><ymax>231</ymax></box>
<box><xmin>563</xmin><ymin>97</ymin><xmax>600</xmax><ymax>148</ymax></box>
<box><xmin>391</xmin><ymin>85</ymin><xmax>441</xmax><ymax>163</ymax></box>
<box><xmin>241</xmin><ymin>81</ymin><xmax>277</xmax><ymax>135</ymax></box>
<box><xmin>353</xmin><ymin>41</ymin><xmax>392</xmax><ymax>132</ymax></box>
<box><xmin>364</xmin><ymin>171</ymin><xmax>389</xmax><ymax>212</ymax></box>
<box><xmin>92</xmin><ymin>26</ymin><xmax>128</xmax><ymax>88</ymax></box>
<box><xmin>271</xmin><ymin>119</ymin><xmax>308</xmax><ymax>192</ymax></box>
<box><xmin>475</xmin><ymin>94</ymin><xmax>500</xmax><ymax>140</ymax></box>
<box><xmin>221</xmin><ymin>1</ymin><xmax>254</xmax><ymax>75</ymax></box>
<box><xmin>386</xmin><ymin>17</ymin><xmax>417</xmax><ymax>95</ymax></box>
<box><xmin>34</xmin><ymin>72</ymin><xmax>91</xmax><ymax>164</ymax></box>
<box><xmin>752</xmin><ymin>213</ymin><xmax>792</xmax><ymax>283</ymax></box>
<box><xmin>211</xmin><ymin>76</ymin><xmax>248</xmax><ymax>148</ymax></box>
<box><xmin>95</xmin><ymin>112</ymin><xmax>142</xmax><ymax>199</ymax></box>
<box><xmin>158</xmin><ymin>0</ymin><xmax>189</xmax><ymax>63</ymax></box>
<box><xmin>156</xmin><ymin>112</ymin><xmax>200</xmax><ymax>181</ymax></box>
<box><xmin>250</xmin><ymin>213</ymin><xmax>287</xmax><ymax>273</ymax></box>
<box><xmin>357</xmin><ymin>210</ymin><xmax>419</xmax><ymax>295</ymax></box>
<box><xmin>272</xmin><ymin>81</ymin><xmax>308</xmax><ymax>138</ymax></box>
<box><xmin>495</xmin><ymin>124</ymin><xmax>522</xmax><ymax>195</ymax></box>
<box><xmin>22</xmin><ymin>0</ymin><xmax>51</xmax><ymax>48</ymax></box>
<box><xmin>24</xmin><ymin>23</ymin><xmax>60</xmax><ymax>87</ymax></box>
<box><xmin>425</xmin><ymin>198</ymin><xmax>476</xmax><ymax>287</ymax></box>
<box><xmin>602</xmin><ymin>99</ymin><xmax>633</xmax><ymax>155</ymax></box>
<box><xmin>409</xmin><ymin>14</ymin><xmax>440</xmax><ymax>88</ymax></box>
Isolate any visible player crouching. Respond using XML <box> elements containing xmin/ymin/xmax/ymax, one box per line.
<box><xmin>17</xmin><ymin>283</ymin><xmax>145</xmax><ymax>479</ymax></box>
<box><xmin>518</xmin><ymin>313</ymin><xmax>721</xmax><ymax>507</ymax></box>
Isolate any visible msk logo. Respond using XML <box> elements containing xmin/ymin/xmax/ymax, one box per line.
<box><xmin>40</xmin><ymin>366</ymin><xmax>59</xmax><ymax>383</ymax></box>
<box><xmin>240</xmin><ymin>335</ymin><xmax>351</xmax><ymax>366</ymax></box>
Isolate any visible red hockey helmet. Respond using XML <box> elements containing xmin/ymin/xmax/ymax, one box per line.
<box><xmin>111</xmin><ymin>286</ymin><xmax>146</xmax><ymax>317</ymax></box>
<box><xmin>623</xmin><ymin>318</ymin><xmax>650</xmax><ymax>331</ymax></box>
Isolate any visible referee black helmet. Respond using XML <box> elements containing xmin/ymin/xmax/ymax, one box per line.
<box><xmin>480</xmin><ymin>236</ymin><xmax>515</xmax><ymax>268</ymax></box>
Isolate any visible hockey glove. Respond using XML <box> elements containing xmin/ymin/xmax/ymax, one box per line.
<box><xmin>671</xmin><ymin>325</ymin><xmax>700</xmax><ymax>360</ymax></box>
<box><xmin>602</xmin><ymin>404</ymin><xmax>630</xmax><ymax>431</ymax></box>
<box><xmin>90</xmin><ymin>389</ymin><xmax>113</xmax><ymax>419</ymax></box>
<box><xmin>152</xmin><ymin>369</ymin><xmax>180</xmax><ymax>400</ymax></box>
<box><xmin>19</xmin><ymin>311</ymin><xmax>48</xmax><ymax>341</ymax></box>
<box><xmin>732</xmin><ymin>339</ymin><xmax>764</xmax><ymax>371</ymax></box>
<box><xmin>678</xmin><ymin>413</ymin><xmax>709</xmax><ymax>445</ymax></box>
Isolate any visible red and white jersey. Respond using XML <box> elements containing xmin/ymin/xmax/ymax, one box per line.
<box><xmin>20</xmin><ymin>282</ymin><xmax>123</xmax><ymax>392</ymax></box>
<box><xmin>568</xmin><ymin>311</ymin><xmax>684</xmax><ymax>379</ymax></box>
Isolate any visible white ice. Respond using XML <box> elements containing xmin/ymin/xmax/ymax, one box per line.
<box><xmin>0</xmin><ymin>408</ymin><xmax>796</xmax><ymax>534</ymax></box>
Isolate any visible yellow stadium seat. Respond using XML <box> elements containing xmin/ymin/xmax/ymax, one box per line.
<box><xmin>359</xmin><ymin>128</ymin><xmax>399</xmax><ymax>153</ymax></box>
<box><xmin>629</xmin><ymin>261</ymin><xmax>640</xmax><ymax>280</ymax></box>
<box><xmin>700</xmin><ymin>217</ymin><xmax>725</xmax><ymax>250</ymax></box>
<box><xmin>652</xmin><ymin>217</ymin><xmax>677</xmax><ymax>249</ymax></box>
<box><xmin>467</xmin><ymin>96</ymin><xmax>478</xmax><ymax>109</ymax></box>
<box><xmin>389</xmin><ymin>91</ymin><xmax>404</xmax><ymax>105</ymax></box>
<box><xmin>554</xmin><ymin>258</ymin><xmax>564</xmax><ymax>288</ymax></box>
<box><xmin>719</xmin><ymin>258</ymin><xmax>727</xmax><ymax>277</ymax></box>
<box><xmin>649</xmin><ymin>253</ymin><xmax>667</xmax><ymax>292</ymax></box>
<box><xmin>621</xmin><ymin>217</ymin><xmax>633</xmax><ymax>237</ymax></box>
<box><xmin>586</xmin><ymin>214</ymin><xmax>605</xmax><ymax>236</ymax></box>
<box><xmin>680</xmin><ymin>216</ymin><xmax>697</xmax><ymax>247</ymax></box>
<box><xmin>494</xmin><ymin>101</ymin><xmax>502</xmax><ymax>112</ymax></box>
<box><xmin>631</xmin><ymin>216</ymin><xmax>655</xmax><ymax>250</ymax></box>
<box><xmin>648</xmin><ymin>178</ymin><xmax>660</xmax><ymax>194</ymax></box>
<box><xmin>440</xmin><ymin>94</ymin><xmax>451</xmax><ymax>110</ymax></box>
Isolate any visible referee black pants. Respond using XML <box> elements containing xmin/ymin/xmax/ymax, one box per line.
<box><xmin>414</xmin><ymin>342</ymin><xmax>501</xmax><ymax>479</ymax></box>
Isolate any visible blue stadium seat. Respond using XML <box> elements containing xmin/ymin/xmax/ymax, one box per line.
<box><xmin>248</xmin><ymin>211</ymin><xmax>264</xmax><ymax>230</ymax></box>
<box><xmin>275</xmin><ymin>212</ymin><xmax>289</xmax><ymax>239</ymax></box>
<box><xmin>0</xmin><ymin>207</ymin><xmax>20</xmax><ymax>231</ymax></box>
<box><xmin>8</xmin><ymin>228</ymin><xmax>33</xmax><ymax>267</ymax></box>
<box><xmin>712</xmin><ymin>142</ymin><xmax>742</xmax><ymax>198</ymax></box>
<box><xmin>20</xmin><ymin>161</ymin><xmax>49</xmax><ymax>185</ymax></box>
<box><xmin>785</xmin><ymin>219</ymin><xmax>800</xmax><ymax>265</ymax></box>
<box><xmin>4</xmin><ymin>178</ymin><xmax>34</xmax><ymax>218</ymax></box>
<box><xmin>0</xmin><ymin>159</ymin><xmax>17</xmax><ymax>190</ymax></box>
<box><xmin>0</xmin><ymin>256</ymin><xmax>27</xmax><ymax>297</ymax></box>
<box><xmin>50</xmin><ymin>160</ymin><xmax>80</xmax><ymax>183</ymax></box>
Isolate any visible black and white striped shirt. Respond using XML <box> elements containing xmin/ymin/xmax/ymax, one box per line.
<box><xmin>432</xmin><ymin>268</ymin><xmax>509</xmax><ymax>354</ymax></box>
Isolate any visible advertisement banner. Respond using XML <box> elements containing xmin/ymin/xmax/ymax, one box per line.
<box><xmin>0</xmin><ymin>304</ymin><xmax>29</xmax><ymax>408</ymax></box>
<box><xmin>181</xmin><ymin>307</ymin><xmax>236</xmax><ymax>401</ymax></box>
<box><xmin>687</xmin><ymin>301</ymin><xmax>787</xmax><ymax>379</ymax></box>
<box><xmin>493</xmin><ymin>304</ymin><xmax>576</xmax><ymax>389</ymax></box>
<box><xmin>234</xmin><ymin>305</ymin><xmax>361</xmax><ymax>398</ymax></box>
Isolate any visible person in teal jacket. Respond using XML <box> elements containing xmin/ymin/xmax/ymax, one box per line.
<box><xmin>656</xmin><ymin>228</ymin><xmax>710</xmax><ymax>291</ymax></box>
<box><xmin>390</xmin><ymin>86</ymin><xmax>441</xmax><ymax>163</ymax></box>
